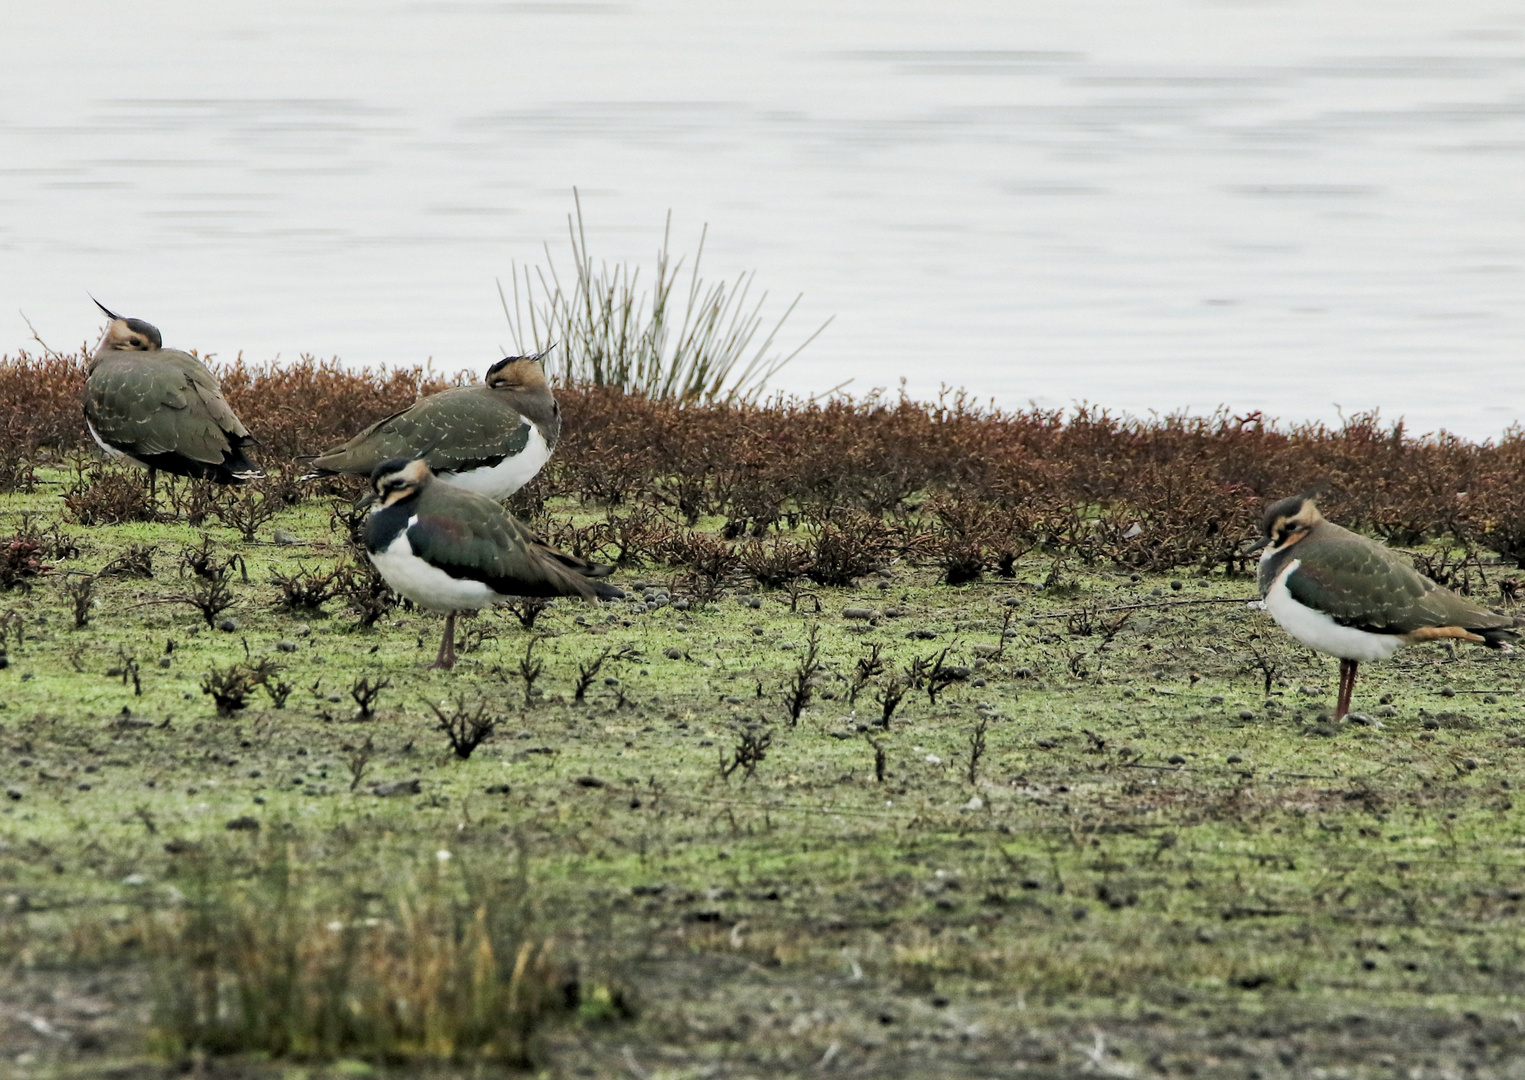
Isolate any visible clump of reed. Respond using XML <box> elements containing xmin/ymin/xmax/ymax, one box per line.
<box><xmin>144</xmin><ymin>846</ymin><xmax>592</xmax><ymax>1065</ymax></box>
<box><xmin>500</xmin><ymin>190</ymin><xmax>831</xmax><ymax>404</ymax></box>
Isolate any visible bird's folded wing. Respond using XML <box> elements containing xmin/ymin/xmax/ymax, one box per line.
<box><xmin>87</xmin><ymin>358</ymin><xmax>238</xmax><ymax>465</ymax></box>
<box><xmin>406</xmin><ymin>511</ymin><xmax>595</xmax><ymax>599</ymax></box>
<box><xmin>1289</xmin><ymin>536</ymin><xmax>1509</xmax><ymax>632</ymax></box>
<box><xmin>313</xmin><ymin>390</ymin><xmax>531</xmax><ymax>474</ymax></box>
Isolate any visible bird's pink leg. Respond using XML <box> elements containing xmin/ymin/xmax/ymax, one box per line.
<box><xmin>1335</xmin><ymin>658</ymin><xmax>1357</xmax><ymax>720</ymax></box>
<box><xmin>430</xmin><ymin>612</ymin><xmax>457</xmax><ymax>670</ymax></box>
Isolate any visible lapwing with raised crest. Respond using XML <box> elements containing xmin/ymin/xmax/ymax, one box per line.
<box><xmin>83</xmin><ymin>300</ymin><xmax>263</xmax><ymax>490</ymax></box>
<box><xmin>363</xmin><ymin>456</ymin><xmax>622</xmax><ymax>669</ymax></box>
<box><xmin>304</xmin><ymin>350</ymin><xmax>559</xmax><ymax>499</ymax></box>
<box><xmin>1254</xmin><ymin>494</ymin><xmax>1518</xmax><ymax>719</ymax></box>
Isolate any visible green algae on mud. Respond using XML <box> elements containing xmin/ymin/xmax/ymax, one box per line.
<box><xmin>3</xmin><ymin>471</ymin><xmax>1525</xmax><ymax>1076</ymax></box>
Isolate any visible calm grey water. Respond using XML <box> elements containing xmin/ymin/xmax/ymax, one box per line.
<box><xmin>4</xmin><ymin>1</ymin><xmax>1524</xmax><ymax>436</ymax></box>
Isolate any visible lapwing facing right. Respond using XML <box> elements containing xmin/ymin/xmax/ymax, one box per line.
<box><xmin>1254</xmin><ymin>495</ymin><xmax>1518</xmax><ymax>719</ymax></box>
<box><xmin>84</xmin><ymin>300</ymin><xmax>263</xmax><ymax>490</ymax></box>
<box><xmin>304</xmin><ymin>350</ymin><xmax>559</xmax><ymax>499</ymax></box>
<box><xmin>363</xmin><ymin>456</ymin><xmax>622</xmax><ymax>669</ymax></box>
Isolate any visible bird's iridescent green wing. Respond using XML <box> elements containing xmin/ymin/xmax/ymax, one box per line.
<box><xmin>406</xmin><ymin>487</ymin><xmax>595</xmax><ymax>599</ymax></box>
<box><xmin>84</xmin><ymin>353</ymin><xmax>243</xmax><ymax>465</ymax></box>
<box><xmin>1288</xmin><ymin>524</ymin><xmax>1510</xmax><ymax>633</ymax></box>
<box><xmin>310</xmin><ymin>387</ymin><xmax>531</xmax><ymax>476</ymax></box>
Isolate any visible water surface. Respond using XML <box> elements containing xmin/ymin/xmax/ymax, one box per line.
<box><xmin>3</xmin><ymin>1</ymin><xmax>1523</xmax><ymax>436</ymax></box>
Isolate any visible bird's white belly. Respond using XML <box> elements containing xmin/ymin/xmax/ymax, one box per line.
<box><xmin>1263</xmin><ymin>557</ymin><xmax>1403</xmax><ymax>663</ymax></box>
<box><xmin>437</xmin><ymin>421</ymin><xmax>551</xmax><ymax>499</ymax></box>
<box><xmin>369</xmin><ymin>529</ymin><xmax>500</xmax><ymax>613</ymax></box>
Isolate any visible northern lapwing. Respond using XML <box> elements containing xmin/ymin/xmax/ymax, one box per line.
<box><xmin>304</xmin><ymin>351</ymin><xmax>558</xmax><ymax>499</ymax></box>
<box><xmin>363</xmin><ymin>456</ymin><xmax>621</xmax><ymax>669</ymax></box>
<box><xmin>84</xmin><ymin>300</ymin><xmax>263</xmax><ymax>490</ymax></box>
<box><xmin>1254</xmin><ymin>494</ymin><xmax>1518</xmax><ymax>719</ymax></box>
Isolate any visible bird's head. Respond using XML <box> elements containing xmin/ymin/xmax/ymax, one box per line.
<box><xmin>485</xmin><ymin>347</ymin><xmax>553</xmax><ymax>393</ymax></box>
<box><xmin>92</xmin><ymin>298</ymin><xmax>162</xmax><ymax>354</ymax></box>
<box><xmin>371</xmin><ymin>456</ymin><xmax>433</xmax><ymax>507</ymax></box>
<box><xmin>1254</xmin><ymin>493</ymin><xmax>1325</xmax><ymax>554</ymax></box>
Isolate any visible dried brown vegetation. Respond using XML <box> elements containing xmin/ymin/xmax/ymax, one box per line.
<box><xmin>4</xmin><ymin>350</ymin><xmax>1520</xmax><ymax>573</ymax></box>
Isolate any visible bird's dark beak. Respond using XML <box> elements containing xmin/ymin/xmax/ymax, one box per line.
<box><xmin>1245</xmin><ymin>534</ymin><xmax>1270</xmax><ymax>553</ymax></box>
<box><xmin>91</xmin><ymin>296</ymin><xmax>123</xmax><ymax>321</ymax></box>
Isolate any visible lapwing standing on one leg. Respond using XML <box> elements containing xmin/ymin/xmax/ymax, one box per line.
<box><xmin>304</xmin><ymin>350</ymin><xmax>558</xmax><ymax>499</ymax></box>
<box><xmin>83</xmin><ymin>300</ymin><xmax>263</xmax><ymax>491</ymax></box>
<box><xmin>363</xmin><ymin>456</ymin><xmax>622</xmax><ymax>669</ymax></box>
<box><xmin>1254</xmin><ymin>494</ymin><xmax>1519</xmax><ymax>719</ymax></box>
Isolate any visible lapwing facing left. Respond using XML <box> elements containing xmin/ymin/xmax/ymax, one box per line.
<box><xmin>363</xmin><ymin>456</ymin><xmax>622</xmax><ymax>669</ymax></box>
<box><xmin>84</xmin><ymin>300</ymin><xmax>263</xmax><ymax>490</ymax></box>
<box><xmin>304</xmin><ymin>351</ymin><xmax>558</xmax><ymax>499</ymax></box>
<box><xmin>1255</xmin><ymin>494</ymin><xmax>1518</xmax><ymax>719</ymax></box>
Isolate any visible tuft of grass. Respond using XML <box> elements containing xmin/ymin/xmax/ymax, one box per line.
<box><xmin>500</xmin><ymin>191</ymin><xmax>830</xmax><ymax>404</ymax></box>
<box><xmin>144</xmin><ymin>848</ymin><xmax>572</xmax><ymax>1065</ymax></box>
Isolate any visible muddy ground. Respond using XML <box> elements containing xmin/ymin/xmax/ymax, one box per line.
<box><xmin>3</xmin><ymin>472</ymin><xmax>1525</xmax><ymax>1078</ymax></box>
